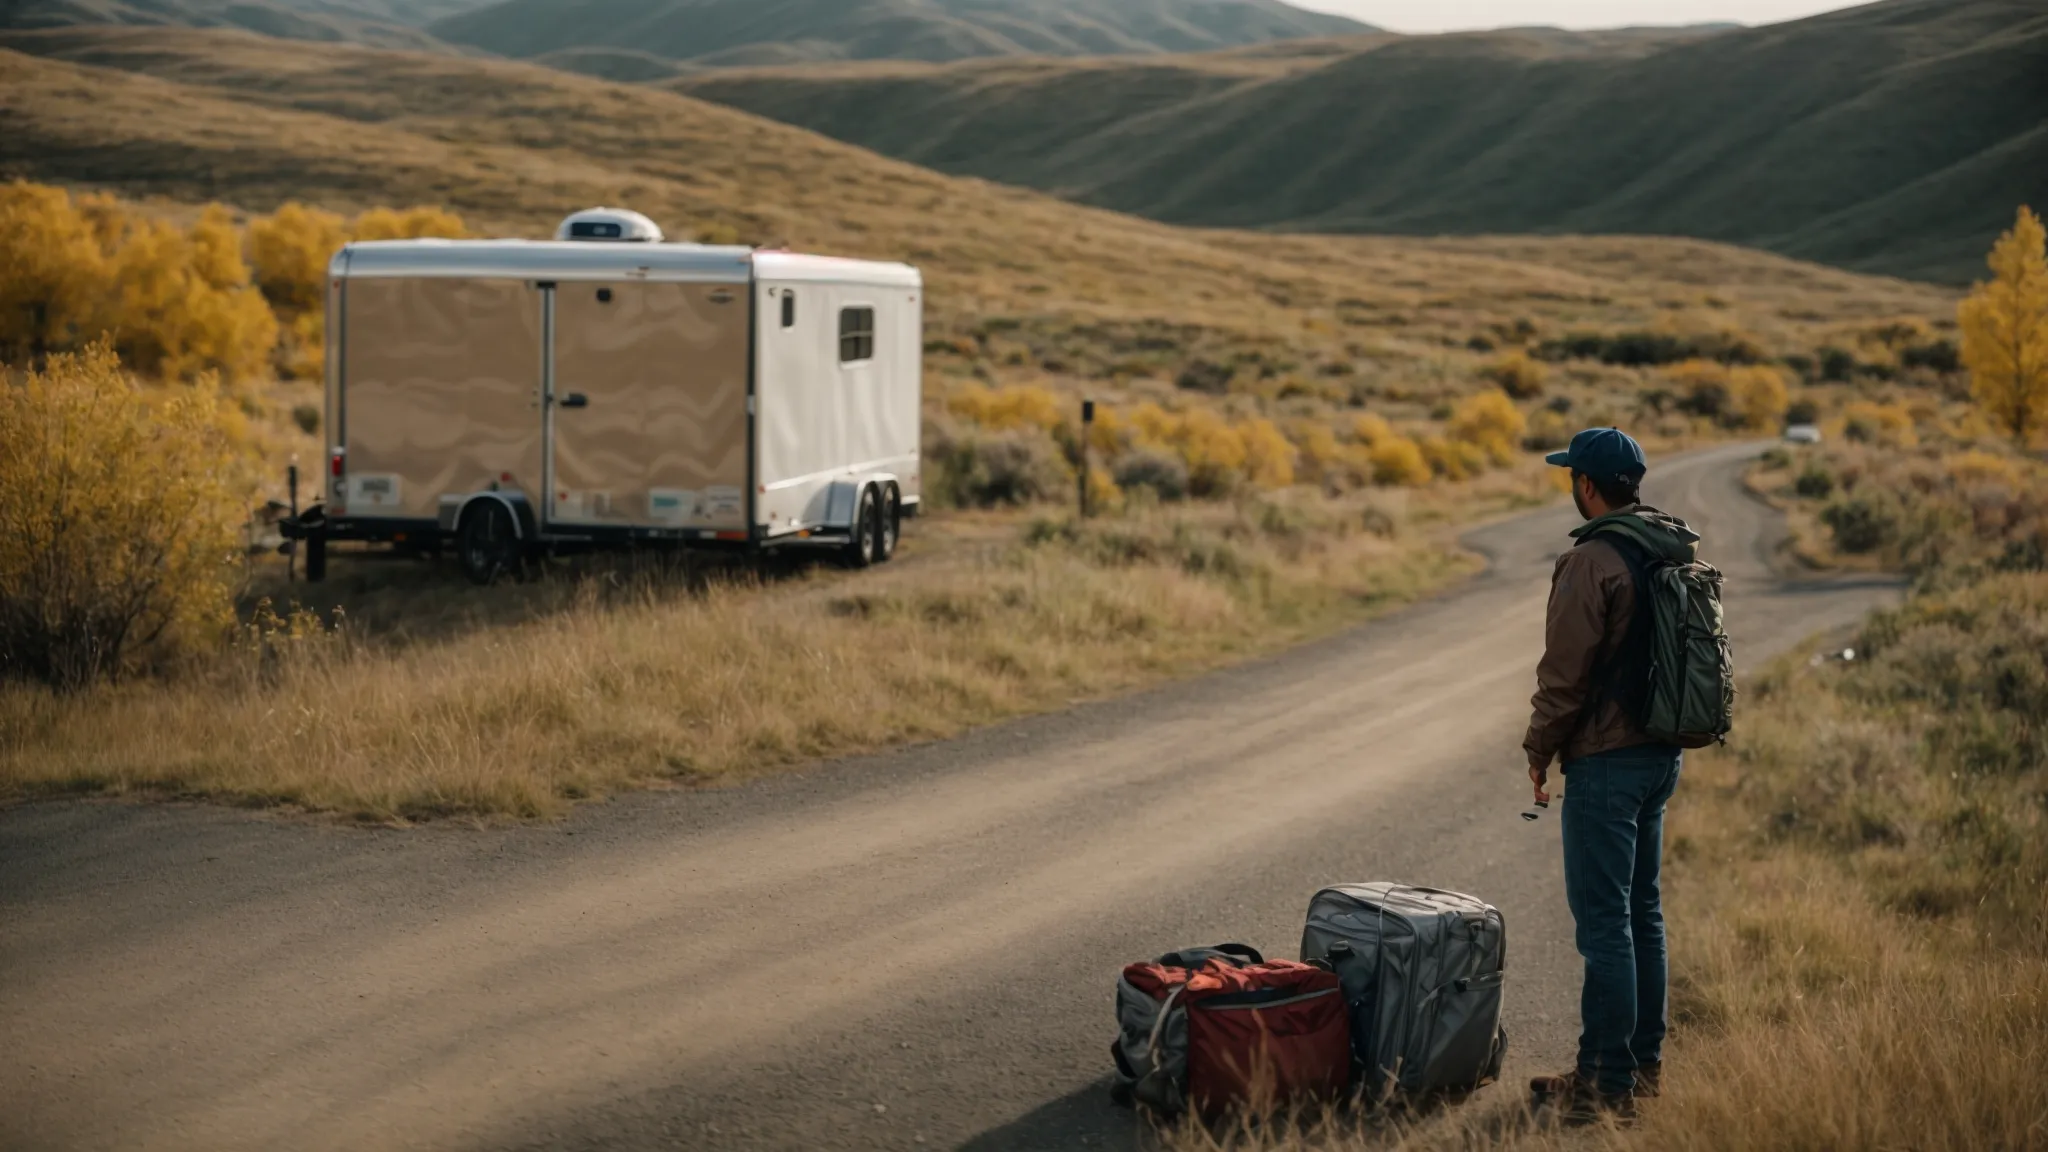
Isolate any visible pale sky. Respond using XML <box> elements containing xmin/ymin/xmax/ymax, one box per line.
<box><xmin>1292</xmin><ymin>0</ymin><xmax>1864</xmax><ymax>34</ymax></box>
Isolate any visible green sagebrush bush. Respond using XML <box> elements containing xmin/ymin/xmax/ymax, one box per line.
<box><xmin>927</xmin><ymin>422</ymin><xmax>1071</xmax><ymax>508</ymax></box>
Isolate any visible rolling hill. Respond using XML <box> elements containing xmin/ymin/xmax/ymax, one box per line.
<box><xmin>0</xmin><ymin>20</ymin><xmax>1955</xmax><ymax>455</ymax></box>
<box><xmin>0</xmin><ymin>0</ymin><xmax>462</xmax><ymax>49</ymax></box>
<box><xmin>0</xmin><ymin>24</ymin><xmax>1945</xmax><ymax>335</ymax></box>
<box><xmin>428</xmin><ymin>0</ymin><xmax>1370</xmax><ymax>68</ymax></box>
<box><xmin>671</xmin><ymin>0</ymin><xmax>2048</xmax><ymax>283</ymax></box>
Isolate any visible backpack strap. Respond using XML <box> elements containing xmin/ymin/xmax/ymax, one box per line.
<box><xmin>1144</xmin><ymin>981</ymin><xmax>1190</xmax><ymax>1074</ymax></box>
<box><xmin>1582</xmin><ymin>527</ymin><xmax>1660</xmax><ymax>730</ymax></box>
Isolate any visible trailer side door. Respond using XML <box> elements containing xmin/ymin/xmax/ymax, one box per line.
<box><xmin>548</xmin><ymin>280</ymin><xmax>750</xmax><ymax>532</ymax></box>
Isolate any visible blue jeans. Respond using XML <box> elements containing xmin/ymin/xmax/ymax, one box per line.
<box><xmin>1561</xmin><ymin>744</ymin><xmax>1683</xmax><ymax>1096</ymax></box>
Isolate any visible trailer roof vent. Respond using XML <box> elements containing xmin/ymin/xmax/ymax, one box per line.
<box><xmin>555</xmin><ymin>208</ymin><xmax>664</xmax><ymax>243</ymax></box>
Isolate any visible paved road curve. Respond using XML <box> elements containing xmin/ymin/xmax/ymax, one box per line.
<box><xmin>1</xmin><ymin>442</ymin><xmax>1901</xmax><ymax>1152</ymax></box>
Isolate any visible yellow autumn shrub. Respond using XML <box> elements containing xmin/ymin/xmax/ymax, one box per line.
<box><xmin>1842</xmin><ymin>400</ymin><xmax>1919</xmax><ymax>449</ymax></box>
<box><xmin>1422</xmin><ymin>434</ymin><xmax>1490</xmax><ymax>480</ymax></box>
<box><xmin>1085</xmin><ymin>405</ymin><xmax>1125</xmax><ymax>456</ymax></box>
<box><xmin>1352</xmin><ymin>412</ymin><xmax>1394</xmax><ymax>445</ymax></box>
<box><xmin>1730</xmin><ymin>364</ymin><xmax>1791</xmax><ymax>430</ymax></box>
<box><xmin>1370</xmin><ymin>436</ymin><xmax>1432</xmax><ymax>487</ymax></box>
<box><xmin>1448</xmin><ymin>389</ymin><xmax>1526</xmax><ymax>465</ymax></box>
<box><xmin>1944</xmin><ymin>450</ymin><xmax>2026</xmax><ymax>490</ymax></box>
<box><xmin>947</xmin><ymin>382</ymin><xmax>1067</xmax><ymax>433</ymax></box>
<box><xmin>0</xmin><ymin>345</ymin><xmax>244</xmax><ymax>687</ymax></box>
<box><xmin>246</xmin><ymin>202</ymin><xmax>348</xmax><ymax>318</ymax></box>
<box><xmin>1240</xmin><ymin>417</ymin><xmax>1296</xmax><ymax>488</ymax></box>
<box><xmin>284</xmin><ymin>311</ymin><xmax>326</xmax><ymax>382</ymax></box>
<box><xmin>1292</xmin><ymin>422</ymin><xmax>1350</xmax><ymax>486</ymax></box>
<box><xmin>1173</xmin><ymin>408</ymin><xmax>1250</xmax><ymax>495</ymax></box>
<box><xmin>1482</xmin><ymin>350</ymin><xmax>1546</xmax><ymax>399</ymax></box>
<box><xmin>1125</xmin><ymin>401</ymin><xmax>1178</xmax><ymax>448</ymax></box>
<box><xmin>351</xmin><ymin>206</ymin><xmax>467</xmax><ymax>242</ymax></box>
<box><xmin>1084</xmin><ymin>467</ymin><xmax>1123</xmax><ymax>513</ymax></box>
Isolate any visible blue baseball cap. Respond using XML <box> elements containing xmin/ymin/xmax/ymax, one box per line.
<box><xmin>1546</xmin><ymin>427</ymin><xmax>1646</xmax><ymax>482</ymax></box>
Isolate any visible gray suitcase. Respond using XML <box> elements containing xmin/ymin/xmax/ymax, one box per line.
<box><xmin>1300</xmin><ymin>883</ymin><xmax>1507</xmax><ymax>1099</ymax></box>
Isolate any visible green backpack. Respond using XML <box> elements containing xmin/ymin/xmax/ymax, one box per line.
<box><xmin>1591</xmin><ymin>526</ymin><xmax>1736</xmax><ymax>749</ymax></box>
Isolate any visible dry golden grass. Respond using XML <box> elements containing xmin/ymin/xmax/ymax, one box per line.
<box><xmin>0</xmin><ymin>25</ymin><xmax>1971</xmax><ymax>829</ymax></box>
<box><xmin>1157</xmin><ymin>430</ymin><xmax>2048</xmax><ymax>1152</ymax></box>
<box><xmin>0</xmin><ymin>481</ymin><xmax>1533</xmax><ymax>820</ymax></box>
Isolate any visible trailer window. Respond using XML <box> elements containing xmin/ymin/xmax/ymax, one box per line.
<box><xmin>839</xmin><ymin>307</ymin><xmax>875</xmax><ymax>364</ymax></box>
<box><xmin>781</xmin><ymin>292</ymin><xmax>796</xmax><ymax>329</ymax></box>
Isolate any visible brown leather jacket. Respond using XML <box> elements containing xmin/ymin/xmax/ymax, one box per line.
<box><xmin>1524</xmin><ymin>505</ymin><xmax>1694</xmax><ymax>768</ymax></box>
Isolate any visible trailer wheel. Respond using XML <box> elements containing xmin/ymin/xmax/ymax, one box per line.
<box><xmin>874</xmin><ymin>486</ymin><xmax>901</xmax><ymax>563</ymax></box>
<box><xmin>841</xmin><ymin>486</ymin><xmax>879</xmax><ymax>569</ymax></box>
<box><xmin>459</xmin><ymin>501</ymin><xmax>522</xmax><ymax>586</ymax></box>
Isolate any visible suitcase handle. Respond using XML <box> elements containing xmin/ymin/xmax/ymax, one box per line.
<box><xmin>1156</xmin><ymin>942</ymin><xmax>1264</xmax><ymax>968</ymax></box>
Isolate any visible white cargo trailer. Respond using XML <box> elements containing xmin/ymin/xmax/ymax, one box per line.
<box><xmin>297</xmin><ymin>210</ymin><xmax>922</xmax><ymax>583</ymax></box>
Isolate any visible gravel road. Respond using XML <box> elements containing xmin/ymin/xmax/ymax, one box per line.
<box><xmin>0</xmin><ymin>441</ymin><xmax>1902</xmax><ymax>1152</ymax></box>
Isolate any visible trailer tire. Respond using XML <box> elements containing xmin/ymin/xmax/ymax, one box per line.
<box><xmin>875</xmin><ymin>486</ymin><xmax>901</xmax><ymax>563</ymax></box>
<box><xmin>459</xmin><ymin>501</ymin><xmax>523</xmax><ymax>586</ymax></box>
<box><xmin>841</xmin><ymin>486</ymin><xmax>879</xmax><ymax>569</ymax></box>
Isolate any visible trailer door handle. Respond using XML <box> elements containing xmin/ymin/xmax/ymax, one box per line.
<box><xmin>559</xmin><ymin>393</ymin><xmax>589</xmax><ymax>410</ymax></box>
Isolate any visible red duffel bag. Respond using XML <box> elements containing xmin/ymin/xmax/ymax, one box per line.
<box><xmin>1124</xmin><ymin>957</ymin><xmax>1352</xmax><ymax>1118</ymax></box>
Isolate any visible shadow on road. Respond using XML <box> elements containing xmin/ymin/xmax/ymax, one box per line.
<box><xmin>958</xmin><ymin>1078</ymin><xmax>1145</xmax><ymax>1152</ymax></box>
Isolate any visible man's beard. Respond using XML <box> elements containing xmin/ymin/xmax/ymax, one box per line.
<box><xmin>1572</xmin><ymin>484</ymin><xmax>1592</xmax><ymax>520</ymax></box>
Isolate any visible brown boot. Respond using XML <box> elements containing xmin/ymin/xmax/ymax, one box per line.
<box><xmin>1634</xmin><ymin>1059</ymin><xmax>1662</xmax><ymax>1098</ymax></box>
<box><xmin>1529</xmin><ymin>1069</ymin><xmax>1637</xmax><ymax>1126</ymax></box>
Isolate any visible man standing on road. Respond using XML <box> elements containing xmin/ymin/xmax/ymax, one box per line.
<box><xmin>1524</xmin><ymin>428</ymin><xmax>1701</xmax><ymax>1125</ymax></box>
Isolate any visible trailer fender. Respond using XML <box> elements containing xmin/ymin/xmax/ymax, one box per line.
<box><xmin>821</xmin><ymin>474</ymin><xmax>899</xmax><ymax>530</ymax></box>
<box><xmin>446</xmin><ymin>492</ymin><xmax>538</xmax><ymax>540</ymax></box>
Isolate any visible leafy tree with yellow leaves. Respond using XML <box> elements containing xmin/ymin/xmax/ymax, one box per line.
<box><xmin>1959</xmin><ymin>206</ymin><xmax>2048</xmax><ymax>444</ymax></box>
<box><xmin>351</xmin><ymin>206</ymin><xmax>467</xmax><ymax>243</ymax></box>
<box><xmin>2</xmin><ymin>185</ymin><xmax>276</xmax><ymax>382</ymax></box>
<box><xmin>110</xmin><ymin>210</ymin><xmax>278</xmax><ymax>383</ymax></box>
<box><xmin>246</xmin><ymin>202</ymin><xmax>464</xmax><ymax>378</ymax></box>
<box><xmin>246</xmin><ymin>202</ymin><xmax>348</xmax><ymax>317</ymax></box>
<box><xmin>0</xmin><ymin>181</ymin><xmax>109</xmax><ymax>364</ymax></box>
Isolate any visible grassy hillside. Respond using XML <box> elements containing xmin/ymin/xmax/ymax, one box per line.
<box><xmin>0</xmin><ymin>22</ymin><xmax>1963</xmax><ymax>477</ymax></box>
<box><xmin>0</xmin><ymin>0</ymin><xmax>486</xmax><ymax>50</ymax></box>
<box><xmin>673</xmin><ymin>0</ymin><xmax>2048</xmax><ymax>284</ymax></box>
<box><xmin>0</xmin><ymin>27</ymin><xmax>1949</xmax><ymax>344</ymax></box>
<box><xmin>0</xmin><ymin>0</ymin><xmax>453</xmax><ymax>49</ymax></box>
<box><xmin>0</xmin><ymin>24</ymin><xmax>1960</xmax><ymax>473</ymax></box>
<box><xmin>429</xmin><ymin>0</ymin><xmax>1368</xmax><ymax>68</ymax></box>
<box><xmin>0</xmin><ymin>24</ymin><xmax>1973</xmax><ymax>822</ymax></box>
